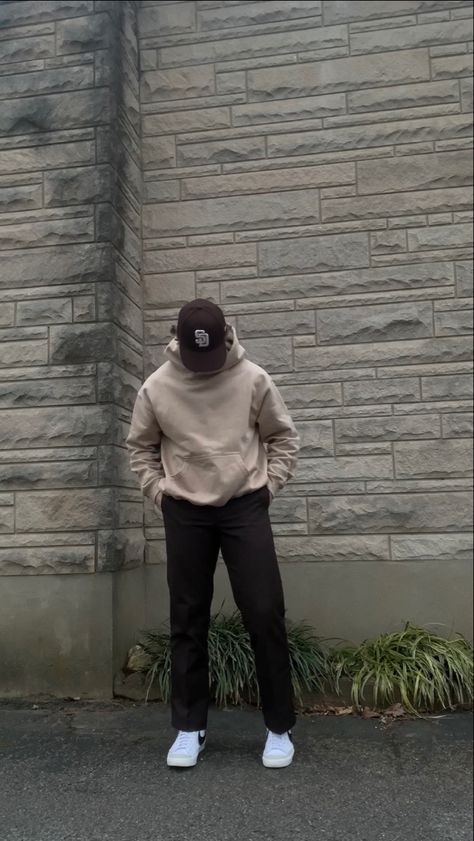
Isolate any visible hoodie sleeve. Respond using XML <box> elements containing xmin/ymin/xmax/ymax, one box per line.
<box><xmin>126</xmin><ymin>385</ymin><xmax>164</xmax><ymax>506</ymax></box>
<box><xmin>256</xmin><ymin>375</ymin><xmax>300</xmax><ymax>498</ymax></box>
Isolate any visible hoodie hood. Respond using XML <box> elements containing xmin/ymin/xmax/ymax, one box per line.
<box><xmin>164</xmin><ymin>324</ymin><xmax>246</xmax><ymax>375</ymax></box>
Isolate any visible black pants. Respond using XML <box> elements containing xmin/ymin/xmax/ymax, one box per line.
<box><xmin>161</xmin><ymin>485</ymin><xmax>297</xmax><ymax>734</ymax></box>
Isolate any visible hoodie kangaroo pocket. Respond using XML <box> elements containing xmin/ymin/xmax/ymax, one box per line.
<box><xmin>166</xmin><ymin>452</ymin><xmax>249</xmax><ymax>505</ymax></box>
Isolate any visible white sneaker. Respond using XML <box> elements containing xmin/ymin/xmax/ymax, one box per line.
<box><xmin>167</xmin><ymin>729</ymin><xmax>206</xmax><ymax>767</ymax></box>
<box><xmin>262</xmin><ymin>728</ymin><xmax>295</xmax><ymax>768</ymax></box>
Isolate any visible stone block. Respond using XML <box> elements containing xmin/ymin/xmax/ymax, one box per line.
<box><xmin>0</xmin><ymin>405</ymin><xmax>114</xmax><ymax>449</ymax></box>
<box><xmin>456</xmin><ymin>261</ymin><xmax>473</xmax><ymax>297</ymax></box>
<box><xmin>159</xmin><ymin>24</ymin><xmax>347</xmax><ymax>68</ymax></box>
<box><xmin>221</xmin><ymin>261</ymin><xmax>454</xmax><ymax>304</ymax></box>
<box><xmin>238</xmin><ymin>337</ymin><xmax>292</xmax><ymax>373</ymax></box>
<box><xmin>357</xmin><ymin>150</ymin><xmax>473</xmax><ymax>194</ymax></box>
<box><xmin>297</xmin><ymin>420</ymin><xmax>334</xmax><ymax>457</ymax></box>
<box><xmin>296</xmin><ymin>455</ymin><xmax>393</xmax><ymax>482</ymax></box>
<box><xmin>143</xmin><ymin>107</ymin><xmax>231</xmax><ymax>135</ymax></box>
<box><xmin>259</xmin><ymin>232</ymin><xmax>369</xmax><ymax>276</ymax></box>
<box><xmin>442</xmin><ymin>412</ymin><xmax>473</xmax><ymax>438</ymax></box>
<box><xmin>0</xmin><ymin>184</ymin><xmax>42</xmax><ymax>213</ymax></box>
<box><xmin>0</xmin><ymin>1</ymin><xmax>93</xmax><ymax>27</ymax></box>
<box><xmin>432</xmin><ymin>53</ymin><xmax>473</xmax><ymax>79</ymax></box>
<box><xmin>141</xmin><ymin>66</ymin><xmax>215</xmax><ymax>102</ymax></box>
<box><xmin>0</xmin><ymin>457</ymin><xmax>96</xmax><ymax>489</ymax></box>
<box><xmin>323</xmin><ymin>2</ymin><xmax>469</xmax><ymax>24</ymax></box>
<box><xmin>461</xmin><ymin>78</ymin><xmax>473</xmax><ymax>112</ymax></box>
<box><xmin>198</xmin><ymin>0</ymin><xmax>321</xmax><ymax>31</ymax></box>
<box><xmin>143</xmin><ymin>272</ymin><xmax>196</xmax><ymax>307</ymax></box>
<box><xmin>0</xmin><ymin>375</ymin><xmax>95</xmax><ymax>409</ymax></box>
<box><xmin>0</xmin><ymin>217</ymin><xmax>94</xmax><ymax>251</ymax></box>
<box><xmin>238</xmin><ymin>310</ymin><xmax>315</xmax><ymax>338</ymax></box>
<box><xmin>1</xmin><ymin>243</ymin><xmax>112</xmax><ymax>289</ymax></box>
<box><xmin>343</xmin><ymin>378</ymin><xmax>421</xmax><ymax>405</ymax></box>
<box><xmin>142</xmin><ymin>135</ymin><xmax>176</xmax><ymax>169</ymax></box>
<box><xmin>348</xmin><ymin>79</ymin><xmax>459</xmax><ymax>112</ymax></box>
<box><xmin>269</xmin><ymin>496</ymin><xmax>307</xmax><ymax>524</ymax></box>
<box><xmin>408</xmin><ymin>222</ymin><xmax>472</xmax><ymax>251</ymax></box>
<box><xmin>97</xmin><ymin>528</ymin><xmax>144</xmax><ymax>572</ymax></box>
<box><xmin>395</xmin><ymin>438</ymin><xmax>473</xmax><ymax>479</ymax></box>
<box><xmin>0</xmin><ymin>89</ymin><xmax>109</xmax><ymax>135</ymax></box>
<box><xmin>303</xmin><ymin>334</ymin><xmax>470</xmax><ymax>372</ymax></box>
<box><xmin>0</xmin><ymin>35</ymin><xmax>55</xmax><ymax>65</ymax></box>
<box><xmin>317</xmin><ymin>302</ymin><xmax>433</xmax><ymax>345</ymax></box>
<box><xmin>0</xmin><ymin>141</ymin><xmax>95</xmax><ymax>176</ymax></box>
<box><xmin>216</xmin><ymin>71</ymin><xmax>246</xmax><ymax>95</ymax></box>
<box><xmin>422</xmin><ymin>373</ymin><xmax>473</xmax><ymax>400</ymax></box>
<box><xmin>322</xmin><ymin>186</ymin><xmax>472</xmax><ymax>223</ymax></box>
<box><xmin>181</xmin><ymin>162</ymin><xmax>354</xmax><ymax>199</ymax></box>
<box><xmin>335</xmin><ymin>414</ymin><xmax>441</xmax><ymax>443</ymax></box>
<box><xmin>144</xmin><ymin>181</ymin><xmax>180</xmax><ymax>203</ymax></box>
<box><xmin>177</xmin><ymin>137</ymin><xmax>265</xmax><ymax>167</ymax></box>
<box><xmin>275</xmin><ymin>534</ymin><xmax>389</xmax><ymax>562</ymax></box>
<box><xmin>16</xmin><ymin>488</ymin><xmax>114</xmax><ymax>532</ymax></box>
<box><xmin>143</xmin><ymin>189</ymin><xmax>319</xmax><ymax>238</ymax></box>
<box><xmin>232</xmin><ymin>94</ymin><xmax>346</xmax><ymax>126</ymax></box>
<box><xmin>49</xmin><ymin>323</ymin><xmax>117</xmax><ymax>364</ymax></box>
<box><xmin>351</xmin><ymin>19</ymin><xmax>472</xmax><ymax>55</ymax></box>
<box><xmin>248</xmin><ymin>49</ymin><xmax>429</xmax><ymax>101</ymax></box>
<box><xmin>143</xmin><ymin>243</ymin><xmax>256</xmax><ymax>274</ymax></box>
<box><xmin>0</xmin><ymin>545</ymin><xmax>95</xmax><ymax>575</ymax></box>
<box><xmin>435</xmin><ymin>309</ymin><xmax>473</xmax><ymax>336</ymax></box>
<box><xmin>370</xmin><ymin>230</ymin><xmax>406</xmax><ymax>255</ymax></box>
<box><xmin>0</xmin><ymin>65</ymin><xmax>93</xmax><ymax>99</ymax></box>
<box><xmin>279</xmin><ymin>383</ymin><xmax>342</xmax><ymax>408</ymax></box>
<box><xmin>44</xmin><ymin>165</ymin><xmax>112</xmax><ymax>207</ymax></box>
<box><xmin>308</xmin><ymin>491</ymin><xmax>473</xmax><ymax>534</ymax></box>
<box><xmin>391</xmin><ymin>533</ymin><xmax>473</xmax><ymax>562</ymax></box>
<box><xmin>56</xmin><ymin>12</ymin><xmax>108</xmax><ymax>53</ymax></box>
<box><xmin>16</xmin><ymin>297</ymin><xmax>72</xmax><ymax>327</ymax></box>
<box><xmin>139</xmin><ymin>2</ymin><xmax>195</xmax><ymax>37</ymax></box>
<box><xmin>0</xmin><ymin>340</ymin><xmax>48</xmax><ymax>367</ymax></box>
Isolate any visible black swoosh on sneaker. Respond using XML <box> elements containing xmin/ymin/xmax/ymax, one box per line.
<box><xmin>198</xmin><ymin>733</ymin><xmax>206</xmax><ymax>745</ymax></box>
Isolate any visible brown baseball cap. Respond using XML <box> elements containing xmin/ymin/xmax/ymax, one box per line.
<box><xmin>177</xmin><ymin>299</ymin><xmax>227</xmax><ymax>372</ymax></box>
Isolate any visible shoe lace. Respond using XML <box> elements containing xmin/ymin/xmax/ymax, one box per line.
<box><xmin>176</xmin><ymin>730</ymin><xmax>196</xmax><ymax>749</ymax></box>
<box><xmin>267</xmin><ymin>730</ymin><xmax>289</xmax><ymax>751</ymax></box>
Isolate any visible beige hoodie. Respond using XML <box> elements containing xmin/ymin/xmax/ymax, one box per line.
<box><xmin>126</xmin><ymin>325</ymin><xmax>300</xmax><ymax>509</ymax></box>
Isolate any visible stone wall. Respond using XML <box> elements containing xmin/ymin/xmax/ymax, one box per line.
<box><xmin>0</xmin><ymin>0</ymin><xmax>145</xmax><ymax>696</ymax></box>
<box><xmin>0</xmin><ymin>0</ymin><xmax>473</xmax><ymax>697</ymax></box>
<box><xmin>138</xmin><ymin>0</ymin><xmax>473</xmax><ymax>641</ymax></box>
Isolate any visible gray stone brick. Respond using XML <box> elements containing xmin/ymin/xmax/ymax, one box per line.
<box><xmin>56</xmin><ymin>13</ymin><xmax>109</xmax><ymax>54</ymax></box>
<box><xmin>159</xmin><ymin>24</ymin><xmax>347</xmax><ymax>68</ymax></box>
<box><xmin>297</xmin><ymin>454</ymin><xmax>393</xmax><ymax>482</ymax></box>
<box><xmin>177</xmin><ymin>137</ymin><xmax>265</xmax><ymax>167</ymax></box>
<box><xmin>442</xmin><ymin>412</ymin><xmax>474</xmax><ymax>438</ymax></box>
<box><xmin>182</xmin><ymin>162</ymin><xmax>354</xmax><ymax>199</ymax></box>
<box><xmin>335</xmin><ymin>414</ymin><xmax>441</xmax><ymax>443</ymax></box>
<box><xmin>323</xmin><ymin>2</ymin><xmax>469</xmax><ymax>25</ymax></box>
<box><xmin>351</xmin><ymin>19</ymin><xmax>472</xmax><ymax>55</ymax></box>
<box><xmin>308</xmin><ymin>491</ymin><xmax>473</xmax><ymax>534</ymax></box>
<box><xmin>16</xmin><ymin>488</ymin><xmax>114</xmax><ymax>532</ymax></box>
<box><xmin>317</xmin><ymin>302</ymin><xmax>433</xmax><ymax>345</ymax></box>
<box><xmin>248</xmin><ymin>49</ymin><xmax>430</xmax><ymax>101</ymax></box>
<box><xmin>0</xmin><ymin>184</ymin><xmax>42</xmax><ymax>213</ymax></box>
<box><xmin>0</xmin><ymin>89</ymin><xmax>109</xmax><ymax>135</ymax></box>
<box><xmin>435</xmin><ymin>309</ymin><xmax>473</xmax><ymax>336</ymax></box>
<box><xmin>0</xmin><ymin>65</ymin><xmax>93</xmax><ymax>99</ymax></box>
<box><xmin>322</xmin><ymin>186</ymin><xmax>472</xmax><ymax>223</ymax></box>
<box><xmin>357</xmin><ymin>151</ymin><xmax>473</xmax><ymax>195</ymax></box>
<box><xmin>238</xmin><ymin>310</ymin><xmax>315</xmax><ymax>338</ymax></box>
<box><xmin>1</xmin><ymin>243</ymin><xmax>112</xmax><ymax>289</ymax></box>
<box><xmin>141</xmin><ymin>66</ymin><xmax>215</xmax><ymax>102</ymax></box>
<box><xmin>143</xmin><ymin>107</ymin><xmax>231</xmax><ymax>135</ymax></box>
<box><xmin>408</xmin><ymin>222</ymin><xmax>472</xmax><ymax>251</ymax></box>
<box><xmin>0</xmin><ymin>404</ymin><xmax>114</xmax><ymax>449</ymax></box>
<box><xmin>461</xmin><ymin>78</ymin><xmax>473</xmax><ymax>112</ymax></box>
<box><xmin>143</xmin><ymin>189</ymin><xmax>320</xmax><ymax>238</ymax></box>
<box><xmin>297</xmin><ymin>420</ymin><xmax>334</xmax><ymax>457</ymax></box>
<box><xmin>456</xmin><ymin>262</ymin><xmax>473</xmax><ymax>297</ymax></box>
<box><xmin>16</xmin><ymin>298</ymin><xmax>72</xmax><ymax>326</ymax></box>
<box><xmin>279</xmin><ymin>383</ymin><xmax>342</xmax><ymax>408</ymax></box>
<box><xmin>50</xmin><ymin>323</ymin><xmax>117</xmax><ymax>364</ymax></box>
<box><xmin>0</xmin><ymin>217</ymin><xmax>94</xmax><ymax>251</ymax></box>
<box><xmin>391</xmin><ymin>533</ymin><xmax>473</xmax><ymax>561</ymax></box>
<box><xmin>274</xmin><ymin>534</ymin><xmax>389</xmax><ymax>562</ymax></box>
<box><xmin>395</xmin><ymin>438</ymin><xmax>473</xmax><ymax>479</ymax></box>
<box><xmin>258</xmin><ymin>232</ymin><xmax>369</xmax><ymax>276</ymax></box>
<box><xmin>343</xmin><ymin>378</ymin><xmax>421</xmax><ymax>405</ymax></box>
<box><xmin>198</xmin><ymin>0</ymin><xmax>321</xmax><ymax>31</ymax></box>
<box><xmin>421</xmin><ymin>373</ymin><xmax>474</xmax><ymax>400</ymax></box>
<box><xmin>0</xmin><ymin>545</ymin><xmax>95</xmax><ymax>575</ymax></box>
<box><xmin>44</xmin><ymin>165</ymin><xmax>112</xmax><ymax>207</ymax></box>
<box><xmin>232</xmin><ymin>94</ymin><xmax>346</xmax><ymax>126</ymax></box>
<box><xmin>144</xmin><ymin>243</ymin><xmax>256</xmax><ymax>274</ymax></box>
<box><xmin>238</xmin><ymin>337</ymin><xmax>292</xmax><ymax>373</ymax></box>
<box><xmin>139</xmin><ymin>2</ymin><xmax>195</xmax><ymax>37</ymax></box>
<box><xmin>348</xmin><ymin>79</ymin><xmax>460</xmax><ymax>112</ymax></box>
<box><xmin>0</xmin><ymin>1</ymin><xmax>93</xmax><ymax>27</ymax></box>
<box><xmin>431</xmin><ymin>52</ymin><xmax>473</xmax><ymax>79</ymax></box>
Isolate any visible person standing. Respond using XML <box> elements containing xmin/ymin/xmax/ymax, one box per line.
<box><xmin>126</xmin><ymin>299</ymin><xmax>300</xmax><ymax>769</ymax></box>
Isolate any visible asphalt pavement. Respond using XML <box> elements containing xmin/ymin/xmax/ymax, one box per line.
<box><xmin>0</xmin><ymin>699</ymin><xmax>472</xmax><ymax>841</ymax></box>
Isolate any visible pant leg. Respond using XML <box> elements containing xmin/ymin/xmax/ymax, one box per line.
<box><xmin>161</xmin><ymin>494</ymin><xmax>220</xmax><ymax>731</ymax></box>
<box><xmin>218</xmin><ymin>487</ymin><xmax>297</xmax><ymax>734</ymax></box>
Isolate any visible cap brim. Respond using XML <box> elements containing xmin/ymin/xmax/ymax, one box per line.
<box><xmin>180</xmin><ymin>342</ymin><xmax>227</xmax><ymax>373</ymax></box>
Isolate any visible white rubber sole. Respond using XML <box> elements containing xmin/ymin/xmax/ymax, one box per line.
<box><xmin>262</xmin><ymin>749</ymin><xmax>295</xmax><ymax>768</ymax></box>
<box><xmin>167</xmin><ymin>740</ymin><xmax>206</xmax><ymax>767</ymax></box>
